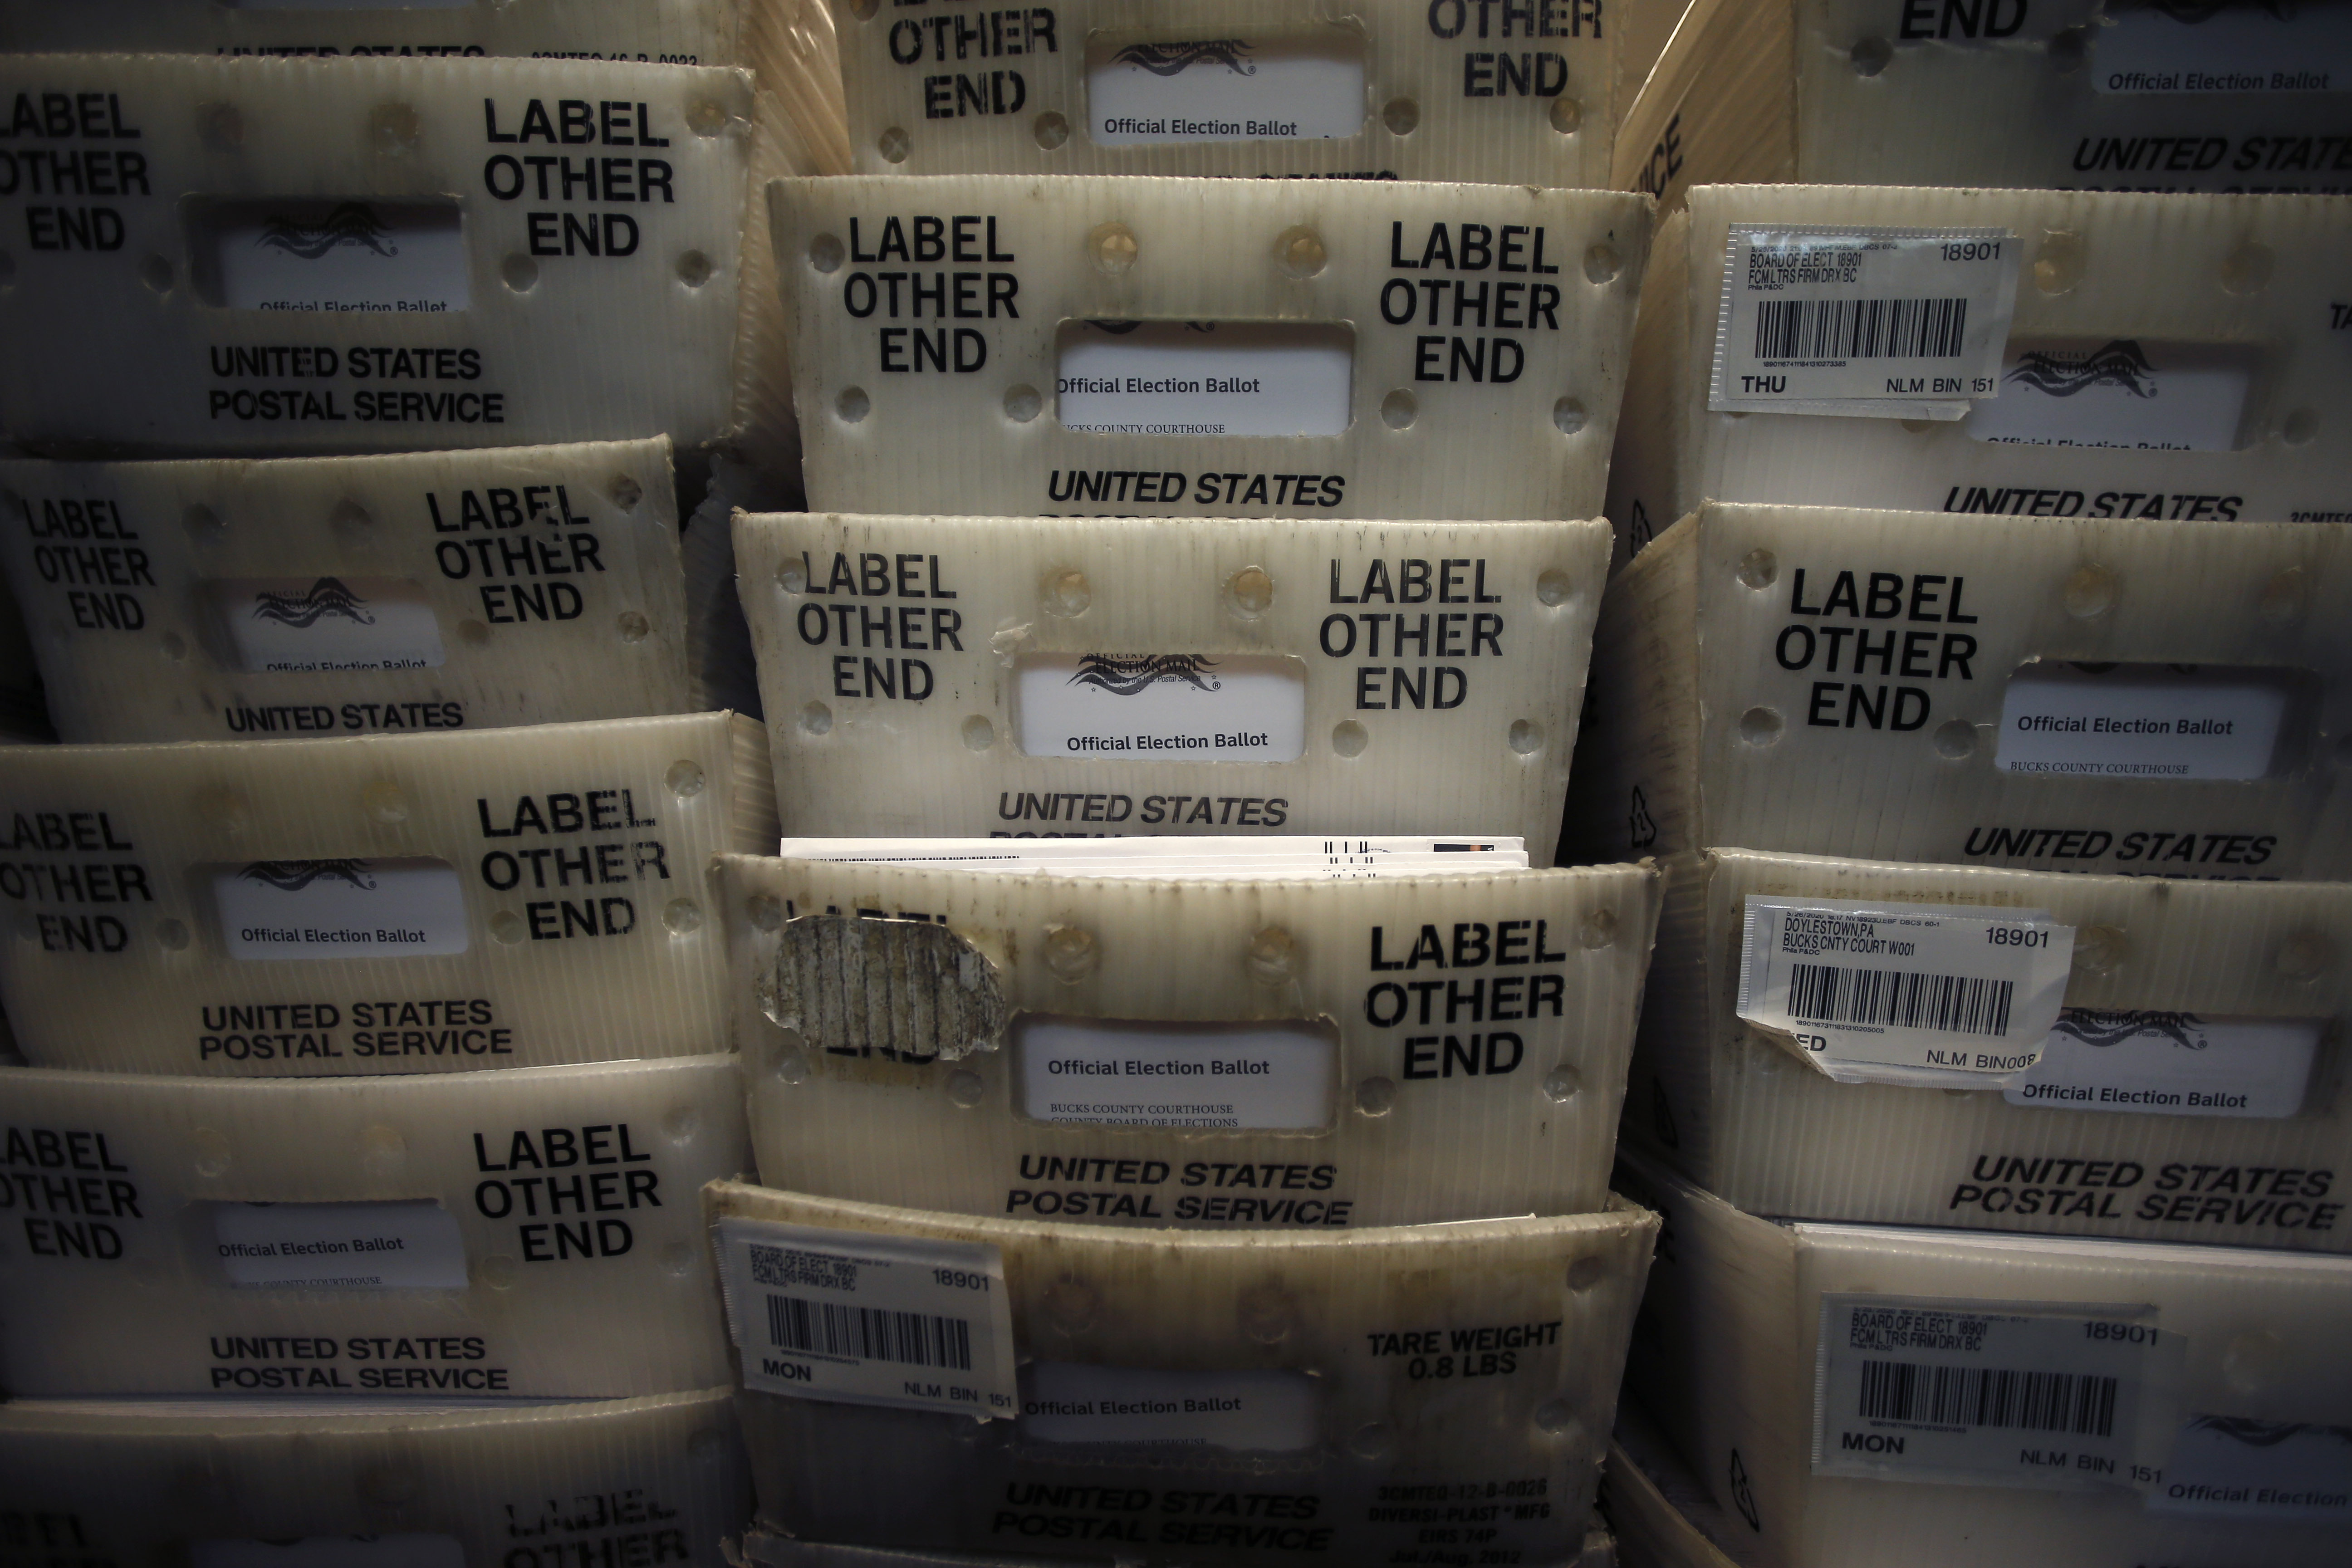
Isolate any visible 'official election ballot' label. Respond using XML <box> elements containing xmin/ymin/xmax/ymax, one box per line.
<box><xmin>2005</xmin><ymin>1013</ymin><xmax>2323</xmax><ymax>1121</ymax></box>
<box><xmin>1056</xmin><ymin>321</ymin><xmax>1355</xmax><ymax>437</ymax></box>
<box><xmin>212</xmin><ymin>858</ymin><xmax>472</xmax><ymax>961</ymax></box>
<box><xmin>1013</xmin><ymin>652</ymin><xmax>1308</xmax><ymax>764</ymax></box>
<box><xmin>1088</xmin><ymin>34</ymin><xmax>1366</xmax><ymax>145</ymax></box>
<box><xmin>2151</xmin><ymin>1416</ymin><xmax>2352</xmax><ymax>1523</ymax></box>
<box><xmin>2096</xmin><ymin>5</ymin><xmax>2352</xmax><ymax>95</ymax></box>
<box><xmin>1813</xmin><ymin>1294</ymin><xmax>2170</xmax><ymax>1491</ymax></box>
<box><xmin>1737</xmin><ymin>897</ymin><xmax>2075</xmax><ymax>1088</ymax></box>
<box><xmin>716</xmin><ymin>1218</ymin><xmax>1019</xmax><ymax>1419</ymax></box>
<box><xmin>213</xmin><ymin>1200</ymin><xmax>470</xmax><ymax>1290</ymax></box>
<box><xmin>1995</xmin><ymin>664</ymin><xmax>2292</xmax><ymax>782</ymax></box>
<box><xmin>1021</xmin><ymin>1362</ymin><xmax>1321</xmax><ymax>1450</ymax></box>
<box><xmin>1708</xmin><ymin>227</ymin><xmax>2022</xmax><ymax>421</ymax></box>
<box><xmin>1966</xmin><ymin>340</ymin><xmax>2255</xmax><ymax>453</ymax></box>
<box><xmin>1013</xmin><ymin>1015</ymin><xmax>1338</xmax><ymax>1130</ymax></box>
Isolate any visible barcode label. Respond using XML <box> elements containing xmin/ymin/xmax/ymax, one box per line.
<box><xmin>1786</xmin><ymin>961</ymin><xmax>2015</xmax><ymax>1037</ymax></box>
<box><xmin>1752</xmin><ymin>295</ymin><xmax>1968</xmax><ymax>361</ymax></box>
<box><xmin>1737</xmin><ymin>897</ymin><xmax>2072</xmax><ymax>1086</ymax></box>
<box><xmin>714</xmin><ymin>1216</ymin><xmax>1017</xmax><ymax>1418</ymax></box>
<box><xmin>1816</xmin><ymin>1295</ymin><xmax>2164</xmax><ymax>1492</ymax></box>
<box><xmin>1710</xmin><ymin>224</ymin><xmax>2019</xmax><ymax>416</ymax></box>
<box><xmin>766</xmin><ymin>1292</ymin><xmax>975</xmax><ymax>1372</ymax></box>
<box><xmin>1857</xmin><ymin>1359</ymin><xmax>2117</xmax><ymax>1437</ymax></box>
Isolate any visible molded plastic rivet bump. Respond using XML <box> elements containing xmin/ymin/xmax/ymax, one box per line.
<box><xmin>1033</xmin><ymin>111</ymin><xmax>1069</xmax><ymax>150</ymax></box>
<box><xmin>1088</xmin><ymin>221</ymin><xmax>1138</xmax><ymax>275</ymax></box>
<box><xmin>1044</xmin><ymin>924</ymin><xmax>1098</xmax><ymax>982</ymax></box>
<box><xmin>1737</xmin><ymin>549</ymin><xmax>1778</xmax><ymax>590</ymax></box>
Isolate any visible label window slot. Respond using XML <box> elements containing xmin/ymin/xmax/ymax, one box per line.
<box><xmin>1086</xmin><ymin>31</ymin><xmax>1368</xmax><ymax>145</ymax></box>
<box><xmin>187</xmin><ymin>197</ymin><xmax>469</xmax><ymax>313</ymax></box>
<box><xmin>1056</xmin><ymin>321</ymin><xmax>1353</xmax><ymax>437</ymax></box>
<box><xmin>206</xmin><ymin>577</ymin><xmax>446</xmax><ymax>674</ymax></box>
<box><xmin>1966</xmin><ymin>339</ymin><xmax>2257</xmax><ymax>453</ymax></box>
<box><xmin>1012</xmin><ymin>652</ymin><xmax>1308</xmax><ymax>763</ymax></box>
<box><xmin>206</xmin><ymin>856</ymin><xmax>471</xmax><ymax>960</ymax></box>
<box><xmin>1013</xmin><ymin>1014</ymin><xmax>1339</xmax><ymax>1131</ymax></box>
<box><xmin>210</xmin><ymin>1199</ymin><xmax>468</xmax><ymax>1290</ymax></box>
<box><xmin>1994</xmin><ymin>662</ymin><xmax>2313</xmax><ymax>783</ymax></box>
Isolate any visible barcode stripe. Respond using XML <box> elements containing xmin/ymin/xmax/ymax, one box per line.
<box><xmin>1754</xmin><ymin>297</ymin><xmax>1968</xmax><ymax>360</ymax></box>
<box><xmin>764</xmin><ymin>1293</ymin><xmax>974</xmax><ymax>1371</ymax></box>
<box><xmin>1858</xmin><ymin>1359</ymin><xmax>2117</xmax><ymax>1437</ymax></box>
<box><xmin>1788</xmin><ymin>962</ymin><xmax>2014</xmax><ymax>1037</ymax></box>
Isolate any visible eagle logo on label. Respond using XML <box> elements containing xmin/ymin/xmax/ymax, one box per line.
<box><xmin>2004</xmin><ymin>340</ymin><xmax>2160</xmax><ymax>400</ymax></box>
<box><xmin>2187</xmin><ymin>1414</ymin><xmax>2352</xmax><ymax>1448</ymax></box>
<box><xmin>2050</xmin><ymin>1009</ymin><xmax>2208</xmax><ymax>1050</ymax></box>
<box><xmin>1110</xmin><ymin>40</ymin><xmax>1257</xmax><ymax>76</ymax></box>
<box><xmin>238</xmin><ymin>859</ymin><xmax>379</xmax><ymax>893</ymax></box>
<box><xmin>251</xmin><ymin>578</ymin><xmax>377</xmax><ymax>630</ymax></box>
<box><xmin>1068</xmin><ymin>653</ymin><xmax>1222</xmax><ymax>695</ymax></box>
<box><xmin>256</xmin><ymin>202</ymin><xmax>401</xmax><ymax>261</ymax></box>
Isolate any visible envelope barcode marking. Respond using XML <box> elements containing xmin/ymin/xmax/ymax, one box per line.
<box><xmin>1754</xmin><ymin>296</ymin><xmax>1969</xmax><ymax>360</ymax></box>
<box><xmin>764</xmin><ymin>1292</ymin><xmax>974</xmax><ymax>1372</ymax></box>
<box><xmin>1858</xmin><ymin>1360</ymin><xmax>2118</xmax><ymax>1438</ymax></box>
<box><xmin>1788</xmin><ymin>962</ymin><xmax>2015</xmax><ymax>1037</ymax></box>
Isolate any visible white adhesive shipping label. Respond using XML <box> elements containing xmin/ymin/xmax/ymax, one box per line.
<box><xmin>1021</xmin><ymin>1362</ymin><xmax>1321</xmax><ymax>1450</ymax></box>
<box><xmin>1813</xmin><ymin>1295</ymin><xmax>2172</xmax><ymax>1492</ymax></box>
<box><xmin>2151</xmin><ymin>1416</ymin><xmax>2352</xmax><ymax>1522</ymax></box>
<box><xmin>1708</xmin><ymin>227</ymin><xmax>2022</xmax><ymax>420</ymax></box>
<box><xmin>1966</xmin><ymin>340</ymin><xmax>2256</xmax><ymax>453</ymax></box>
<box><xmin>1566</xmin><ymin>503</ymin><xmax>2352</xmax><ymax>877</ymax></box>
<box><xmin>0</xmin><ymin>440</ymin><xmax>689</xmax><ymax>744</ymax></box>
<box><xmin>1995</xmin><ymin>664</ymin><xmax>2293</xmax><ymax>782</ymax></box>
<box><xmin>2096</xmin><ymin>5</ymin><xmax>2352</xmax><ymax>95</ymax></box>
<box><xmin>1609</xmin><ymin>189</ymin><xmax>2352</xmax><ymax>558</ymax></box>
<box><xmin>0</xmin><ymin>1057</ymin><xmax>749</xmax><ymax>1398</ymax></box>
<box><xmin>723</xmin><ymin>854</ymin><xmax>1660</xmax><ymax>1228</ymax></box>
<box><xmin>769</xmin><ymin>176</ymin><xmax>1649</xmax><ymax>520</ymax></box>
<box><xmin>1056</xmin><ymin>321</ymin><xmax>1355</xmax><ymax>437</ymax></box>
<box><xmin>0</xmin><ymin>1388</ymin><xmax>750</xmax><ymax>1567</ymax></box>
<box><xmin>735</xmin><ymin>513</ymin><xmax>1608</xmax><ymax>860</ymax></box>
<box><xmin>1737</xmin><ymin>897</ymin><xmax>2075</xmax><ymax>1088</ymax></box>
<box><xmin>2005</xmin><ymin>1013</ymin><xmax>2324</xmax><ymax>1120</ymax></box>
<box><xmin>825</xmin><ymin>0</ymin><xmax>1622</xmax><ymax>185</ymax></box>
<box><xmin>0</xmin><ymin>711</ymin><xmax>776</xmax><ymax>1075</ymax></box>
<box><xmin>710</xmin><ymin>1181</ymin><xmax>1658</xmax><ymax>1566</ymax></box>
<box><xmin>715</xmin><ymin>1217</ymin><xmax>1020</xmax><ymax>1420</ymax></box>
<box><xmin>1014</xmin><ymin>1015</ymin><xmax>1339</xmax><ymax>1129</ymax></box>
<box><xmin>1088</xmin><ymin>35</ymin><xmax>1367</xmax><ymax>145</ymax></box>
<box><xmin>213</xmin><ymin>1200</ymin><xmax>470</xmax><ymax>1289</ymax></box>
<box><xmin>193</xmin><ymin>1539</ymin><xmax>464</xmax><ymax>1568</ymax></box>
<box><xmin>0</xmin><ymin>55</ymin><xmax>756</xmax><ymax>456</ymax></box>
